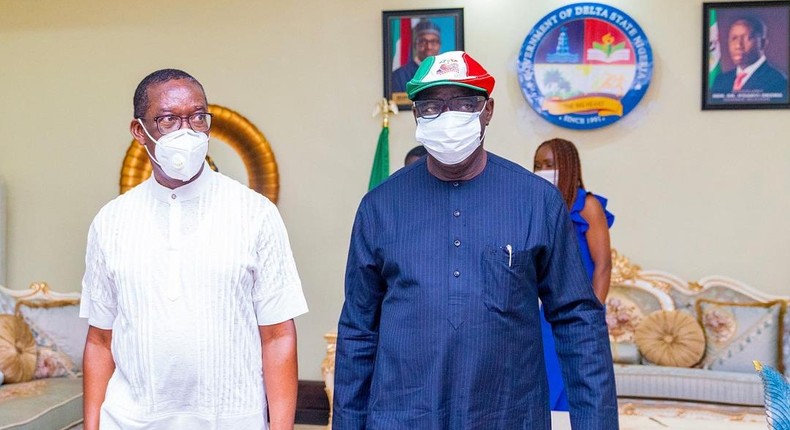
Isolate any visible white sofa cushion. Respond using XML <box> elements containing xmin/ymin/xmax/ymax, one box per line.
<box><xmin>696</xmin><ymin>299</ymin><xmax>785</xmax><ymax>374</ymax></box>
<box><xmin>17</xmin><ymin>305</ymin><xmax>87</xmax><ymax>373</ymax></box>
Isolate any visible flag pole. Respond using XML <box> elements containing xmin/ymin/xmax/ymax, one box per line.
<box><xmin>373</xmin><ymin>98</ymin><xmax>399</xmax><ymax>127</ymax></box>
<box><xmin>368</xmin><ymin>99</ymin><xmax>398</xmax><ymax>190</ymax></box>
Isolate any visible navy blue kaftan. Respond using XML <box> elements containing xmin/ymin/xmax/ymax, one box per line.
<box><xmin>333</xmin><ymin>153</ymin><xmax>618</xmax><ymax>430</ymax></box>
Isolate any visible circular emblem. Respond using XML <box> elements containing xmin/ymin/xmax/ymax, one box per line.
<box><xmin>518</xmin><ymin>3</ymin><xmax>653</xmax><ymax>129</ymax></box>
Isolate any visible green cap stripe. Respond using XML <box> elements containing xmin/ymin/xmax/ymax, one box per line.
<box><xmin>410</xmin><ymin>56</ymin><xmax>435</xmax><ymax>83</ymax></box>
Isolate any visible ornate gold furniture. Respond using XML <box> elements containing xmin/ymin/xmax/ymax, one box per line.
<box><xmin>0</xmin><ymin>283</ymin><xmax>85</xmax><ymax>429</ymax></box>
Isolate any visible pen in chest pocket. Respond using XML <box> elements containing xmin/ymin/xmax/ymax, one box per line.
<box><xmin>506</xmin><ymin>244</ymin><xmax>512</xmax><ymax>267</ymax></box>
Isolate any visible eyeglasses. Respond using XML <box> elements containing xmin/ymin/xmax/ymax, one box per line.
<box><xmin>140</xmin><ymin>112</ymin><xmax>213</xmax><ymax>135</ymax></box>
<box><xmin>416</xmin><ymin>38</ymin><xmax>440</xmax><ymax>46</ymax></box>
<box><xmin>413</xmin><ymin>96</ymin><xmax>487</xmax><ymax>119</ymax></box>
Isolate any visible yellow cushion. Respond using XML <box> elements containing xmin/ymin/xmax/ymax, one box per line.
<box><xmin>634</xmin><ymin>310</ymin><xmax>706</xmax><ymax>368</ymax></box>
<box><xmin>0</xmin><ymin>314</ymin><xmax>37</xmax><ymax>383</ymax></box>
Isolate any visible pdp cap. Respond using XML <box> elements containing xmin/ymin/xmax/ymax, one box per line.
<box><xmin>406</xmin><ymin>51</ymin><xmax>496</xmax><ymax>100</ymax></box>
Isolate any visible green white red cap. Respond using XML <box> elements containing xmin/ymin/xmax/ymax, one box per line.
<box><xmin>406</xmin><ymin>51</ymin><xmax>495</xmax><ymax>100</ymax></box>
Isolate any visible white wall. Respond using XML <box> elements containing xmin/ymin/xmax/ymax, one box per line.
<box><xmin>1</xmin><ymin>0</ymin><xmax>788</xmax><ymax>380</ymax></box>
<box><xmin>0</xmin><ymin>177</ymin><xmax>6</xmax><ymax>285</ymax></box>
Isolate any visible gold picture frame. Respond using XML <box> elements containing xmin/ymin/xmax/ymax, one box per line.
<box><xmin>119</xmin><ymin>104</ymin><xmax>280</xmax><ymax>203</ymax></box>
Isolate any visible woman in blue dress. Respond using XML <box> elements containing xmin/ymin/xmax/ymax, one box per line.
<box><xmin>533</xmin><ymin>138</ymin><xmax>614</xmax><ymax>411</ymax></box>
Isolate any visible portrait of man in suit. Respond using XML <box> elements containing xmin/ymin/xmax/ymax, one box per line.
<box><xmin>391</xmin><ymin>20</ymin><xmax>442</xmax><ymax>94</ymax></box>
<box><xmin>383</xmin><ymin>9</ymin><xmax>464</xmax><ymax>109</ymax></box>
<box><xmin>710</xmin><ymin>16</ymin><xmax>789</xmax><ymax>102</ymax></box>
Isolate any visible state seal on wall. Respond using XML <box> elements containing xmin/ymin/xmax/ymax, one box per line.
<box><xmin>518</xmin><ymin>3</ymin><xmax>653</xmax><ymax>129</ymax></box>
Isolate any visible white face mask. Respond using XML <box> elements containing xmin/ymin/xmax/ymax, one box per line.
<box><xmin>535</xmin><ymin>169</ymin><xmax>558</xmax><ymax>185</ymax></box>
<box><xmin>415</xmin><ymin>108</ymin><xmax>485</xmax><ymax>165</ymax></box>
<box><xmin>138</xmin><ymin>119</ymin><xmax>209</xmax><ymax>182</ymax></box>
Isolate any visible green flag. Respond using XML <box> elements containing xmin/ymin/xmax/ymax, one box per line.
<box><xmin>368</xmin><ymin>125</ymin><xmax>390</xmax><ymax>190</ymax></box>
<box><xmin>708</xmin><ymin>9</ymin><xmax>722</xmax><ymax>89</ymax></box>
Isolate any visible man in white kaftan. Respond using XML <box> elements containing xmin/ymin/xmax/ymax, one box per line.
<box><xmin>80</xmin><ymin>69</ymin><xmax>308</xmax><ymax>430</ymax></box>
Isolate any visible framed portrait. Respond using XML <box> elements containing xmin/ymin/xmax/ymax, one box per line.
<box><xmin>702</xmin><ymin>1</ymin><xmax>790</xmax><ymax>110</ymax></box>
<box><xmin>383</xmin><ymin>8</ymin><xmax>464</xmax><ymax>109</ymax></box>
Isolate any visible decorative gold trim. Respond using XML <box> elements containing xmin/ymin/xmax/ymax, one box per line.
<box><xmin>15</xmin><ymin>298</ymin><xmax>80</xmax><ymax>316</ymax></box>
<box><xmin>609</xmin><ymin>249</ymin><xmax>673</xmax><ymax>294</ymax></box>
<box><xmin>321</xmin><ymin>332</ymin><xmax>337</xmax><ymax>377</ymax></box>
<box><xmin>650</xmin><ymin>280</ymin><xmax>672</xmax><ymax>294</ymax></box>
<box><xmin>15</xmin><ymin>282</ymin><xmax>51</xmax><ymax>299</ymax></box>
<box><xmin>687</xmin><ymin>282</ymin><xmax>703</xmax><ymax>292</ymax></box>
<box><xmin>373</xmin><ymin>98</ymin><xmax>398</xmax><ymax>127</ymax></box>
<box><xmin>618</xmin><ymin>399</ymin><xmax>765</xmax><ymax>423</ymax></box>
<box><xmin>10</xmin><ymin>282</ymin><xmax>80</xmax><ymax>315</ymax></box>
<box><xmin>610</xmin><ymin>248</ymin><xmax>641</xmax><ymax>284</ymax></box>
<box><xmin>119</xmin><ymin>104</ymin><xmax>279</xmax><ymax>203</ymax></box>
<box><xmin>620</xmin><ymin>402</ymin><xmax>637</xmax><ymax>416</ymax></box>
<box><xmin>322</xmin><ymin>331</ymin><xmax>337</xmax><ymax>430</ymax></box>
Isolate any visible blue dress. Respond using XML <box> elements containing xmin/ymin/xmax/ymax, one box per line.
<box><xmin>541</xmin><ymin>188</ymin><xmax>615</xmax><ymax>411</ymax></box>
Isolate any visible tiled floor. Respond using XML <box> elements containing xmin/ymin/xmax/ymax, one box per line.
<box><xmin>73</xmin><ymin>414</ymin><xmax>768</xmax><ymax>429</ymax></box>
<box><xmin>74</xmin><ymin>424</ymin><xmax>326</xmax><ymax>429</ymax></box>
<box><xmin>295</xmin><ymin>412</ymin><xmax>768</xmax><ymax>429</ymax></box>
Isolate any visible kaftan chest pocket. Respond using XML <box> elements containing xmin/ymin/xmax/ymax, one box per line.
<box><xmin>482</xmin><ymin>245</ymin><xmax>536</xmax><ymax>314</ymax></box>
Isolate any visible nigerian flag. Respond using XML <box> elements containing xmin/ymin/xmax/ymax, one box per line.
<box><xmin>708</xmin><ymin>9</ymin><xmax>722</xmax><ymax>88</ymax></box>
<box><xmin>368</xmin><ymin>125</ymin><xmax>390</xmax><ymax>190</ymax></box>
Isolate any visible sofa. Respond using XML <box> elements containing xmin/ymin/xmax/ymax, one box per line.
<box><xmin>607</xmin><ymin>250</ymin><xmax>787</xmax><ymax>409</ymax></box>
<box><xmin>0</xmin><ymin>283</ymin><xmax>86</xmax><ymax>430</ymax></box>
